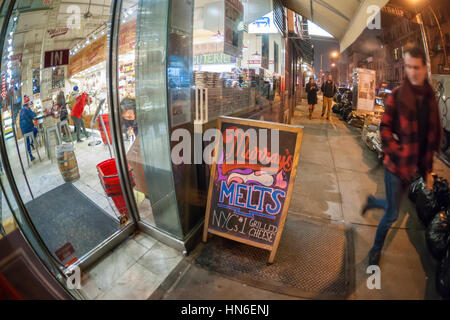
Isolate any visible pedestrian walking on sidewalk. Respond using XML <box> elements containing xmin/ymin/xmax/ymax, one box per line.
<box><xmin>305</xmin><ymin>77</ymin><xmax>318</xmax><ymax>119</ymax></box>
<box><xmin>361</xmin><ymin>46</ymin><xmax>443</xmax><ymax>266</ymax></box>
<box><xmin>320</xmin><ymin>74</ymin><xmax>337</xmax><ymax>120</ymax></box>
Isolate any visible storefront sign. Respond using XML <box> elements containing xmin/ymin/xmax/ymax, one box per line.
<box><xmin>355</xmin><ymin>68</ymin><xmax>376</xmax><ymax>112</ymax></box>
<box><xmin>194</xmin><ymin>53</ymin><xmax>235</xmax><ymax>65</ymax></box>
<box><xmin>203</xmin><ymin>116</ymin><xmax>303</xmax><ymax>263</ymax></box>
<box><xmin>69</xmin><ymin>36</ymin><xmax>106</xmax><ymax>76</ymax></box>
<box><xmin>248</xmin><ymin>11</ymin><xmax>279</xmax><ymax>34</ymax></box>
<box><xmin>118</xmin><ymin>20</ymin><xmax>136</xmax><ymax>55</ymax></box>
<box><xmin>44</xmin><ymin>49</ymin><xmax>69</xmax><ymax>68</ymax></box>
<box><xmin>247</xmin><ymin>60</ymin><xmax>261</xmax><ymax>64</ymax></box>
<box><xmin>11</xmin><ymin>53</ymin><xmax>22</xmax><ymax>62</ymax></box>
<box><xmin>47</xmin><ymin>28</ymin><xmax>69</xmax><ymax>38</ymax></box>
<box><xmin>194</xmin><ymin>42</ymin><xmax>224</xmax><ymax>56</ymax></box>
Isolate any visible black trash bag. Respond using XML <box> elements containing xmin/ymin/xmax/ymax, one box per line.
<box><xmin>409</xmin><ymin>176</ymin><xmax>425</xmax><ymax>203</ymax></box>
<box><xmin>425</xmin><ymin>210</ymin><xmax>450</xmax><ymax>260</ymax></box>
<box><xmin>332</xmin><ymin>104</ymin><xmax>341</xmax><ymax>114</ymax></box>
<box><xmin>342</xmin><ymin>108</ymin><xmax>353</xmax><ymax>121</ymax></box>
<box><xmin>433</xmin><ymin>177</ymin><xmax>450</xmax><ymax>210</ymax></box>
<box><xmin>339</xmin><ymin>104</ymin><xmax>351</xmax><ymax>119</ymax></box>
<box><xmin>416</xmin><ymin>188</ymin><xmax>440</xmax><ymax>225</ymax></box>
<box><xmin>436</xmin><ymin>245</ymin><xmax>450</xmax><ymax>298</ymax></box>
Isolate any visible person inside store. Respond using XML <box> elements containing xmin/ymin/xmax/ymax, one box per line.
<box><xmin>12</xmin><ymin>96</ymin><xmax>22</xmax><ymax>125</ymax></box>
<box><xmin>120</xmin><ymin>97</ymin><xmax>148</xmax><ymax>197</ymax></box>
<box><xmin>19</xmin><ymin>95</ymin><xmax>38</xmax><ymax>161</ymax></box>
<box><xmin>120</xmin><ymin>97</ymin><xmax>138</xmax><ymax>140</ymax></box>
<box><xmin>70</xmin><ymin>86</ymin><xmax>90</xmax><ymax>143</ymax></box>
<box><xmin>305</xmin><ymin>77</ymin><xmax>318</xmax><ymax>120</ymax></box>
<box><xmin>320</xmin><ymin>74</ymin><xmax>337</xmax><ymax>120</ymax></box>
<box><xmin>361</xmin><ymin>45</ymin><xmax>443</xmax><ymax>266</ymax></box>
<box><xmin>56</xmin><ymin>90</ymin><xmax>68</xmax><ymax>122</ymax></box>
<box><xmin>55</xmin><ymin>90</ymin><xmax>69</xmax><ymax>141</ymax></box>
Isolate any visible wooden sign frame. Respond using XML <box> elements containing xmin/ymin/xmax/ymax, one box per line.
<box><xmin>202</xmin><ymin>116</ymin><xmax>303</xmax><ymax>264</ymax></box>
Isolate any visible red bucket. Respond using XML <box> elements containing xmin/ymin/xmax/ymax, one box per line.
<box><xmin>96</xmin><ymin>159</ymin><xmax>135</xmax><ymax>197</ymax></box>
<box><xmin>111</xmin><ymin>194</ymin><xmax>129</xmax><ymax>216</ymax></box>
<box><xmin>97</xmin><ymin>114</ymin><xmax>112</xmax><ymax>144</ymax></box>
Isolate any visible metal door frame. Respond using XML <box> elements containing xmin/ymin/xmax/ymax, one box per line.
<box><xmin>0</xmin><ymin>0</ymin><xmax>139</xmax><ymax>299</ymax></box>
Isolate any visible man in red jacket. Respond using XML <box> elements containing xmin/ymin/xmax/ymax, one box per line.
<box><xmin>361</xmin><ymin>46</ymin><xmax>443</xmax><ymax>266</ymax></box>
<box><xmin>71</xmin><ymin>86</ymin><xmax>90</xmax><ymax>142</ymax></box>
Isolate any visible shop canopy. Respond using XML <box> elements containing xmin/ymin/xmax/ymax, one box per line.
<box><xmin>281</xmin><ymin>0</ymin><xmax>389</xmax><ymax>52</ymax></box>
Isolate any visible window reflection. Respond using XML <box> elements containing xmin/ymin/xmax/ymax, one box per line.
<box><xmin>0</xmin><ymin>0</ymin><xmax>133</xmax><ymax>269</ymax></box>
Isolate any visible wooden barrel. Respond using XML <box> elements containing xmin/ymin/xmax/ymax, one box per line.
<box><xmin>56</xmin><ymin>144</ymin><xmax>80</xmax><ymax>182</ymax></box>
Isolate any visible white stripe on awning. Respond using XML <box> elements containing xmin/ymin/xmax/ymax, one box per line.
<box><xmin>282</xmin><ymin>0</ymin><xmax>389</xmax><ymax>52</ymax></box>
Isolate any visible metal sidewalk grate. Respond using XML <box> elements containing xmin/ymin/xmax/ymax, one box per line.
<box><xmin>196</xmin><ymin>215</ymin><xmax>355</xmax><ymax>299</ymax></box>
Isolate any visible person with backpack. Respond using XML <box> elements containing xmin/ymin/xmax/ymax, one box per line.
<box><xmin>361</xmin><ymin>46</ymin><xmax>443</xmax><ymax>266</ymax></box>
<box><xmin>19</xmin><ymin>95</ymin><xmax>38</xmax><ymax>161</ymax></box>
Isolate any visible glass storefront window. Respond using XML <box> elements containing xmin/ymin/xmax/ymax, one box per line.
<box><xmin>169</xmin><ymin>0</ymin><xmax>286</xmax><ymax>237</ymax></box>
<box><xmin>0</xmin><ymin>0</ymin><xmax>135</xmax><ymax>271</ymax></box>
<box><xmin>0</xmin><ymin>0</ymin><xmax>289</xmax><ymax>269</ymax></box>
<box><xmin>111</xmin><ymin>0</ymin><xmax>288</xmax><ymax>242</ymax></box>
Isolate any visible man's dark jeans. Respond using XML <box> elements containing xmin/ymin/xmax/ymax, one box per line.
<box><xmin>71</xmin><ymin>115</ymin><xmax>89</xmax><ymax>141</ymax></box>
<box><xmin>368</xmin><ymin>169</ymin><xmax>405</xmax><ymax>252</ymax></box>
<box><xmin>25</xmin><ymin>127</ymin><xmax>38</xmax><ymax>158</ymax></box>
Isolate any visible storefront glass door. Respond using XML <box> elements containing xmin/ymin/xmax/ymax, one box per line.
<box><xmin>0</xmin><ymin>0</ymin><xmax>136</xmax><ymax>273</ymax></box>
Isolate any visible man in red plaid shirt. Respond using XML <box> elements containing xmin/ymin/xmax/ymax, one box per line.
<box><xmin>361</xmin><ymin>46</ymin><xmax>443</xmax><ymax>266</ymax></box>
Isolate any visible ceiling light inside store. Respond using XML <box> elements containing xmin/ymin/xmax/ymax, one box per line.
<box><xmin>128</xmin><ymin>8</ymin><xmax>133</xmax><ymax>15</ymax></box>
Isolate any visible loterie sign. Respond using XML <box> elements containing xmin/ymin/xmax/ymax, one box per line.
<box><xmin>203</xmin><ymin>116</ymin><xmax>303</xmax><ymax>263</ymax></box>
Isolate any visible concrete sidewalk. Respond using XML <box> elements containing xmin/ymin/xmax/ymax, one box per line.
<box><xmin>152</xmin><ymin>99</ymin><xmax>448</xmax><ymax>300</ymax></box>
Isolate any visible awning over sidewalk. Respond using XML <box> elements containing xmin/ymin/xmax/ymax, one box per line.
<box><xmin>282</xmin><ymin>0</ymin><xmax>389</xmax><ymax>52</ymax></box>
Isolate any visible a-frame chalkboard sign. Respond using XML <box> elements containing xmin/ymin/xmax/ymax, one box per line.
<box><xmin>202</xmin><ymin>116</ymin><xmax>303</xmax><ymax>264</ymax></box>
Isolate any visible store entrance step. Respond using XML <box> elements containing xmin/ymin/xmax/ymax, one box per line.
<box><xmin>25</xmin><ymin>183</ymin><xmax>119</xmax><ymax>266</ymax></box>
<box><xmin>194</xmin><ymin>215</ymin><xmax>355</xmax><ymax>299</ymax></box>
